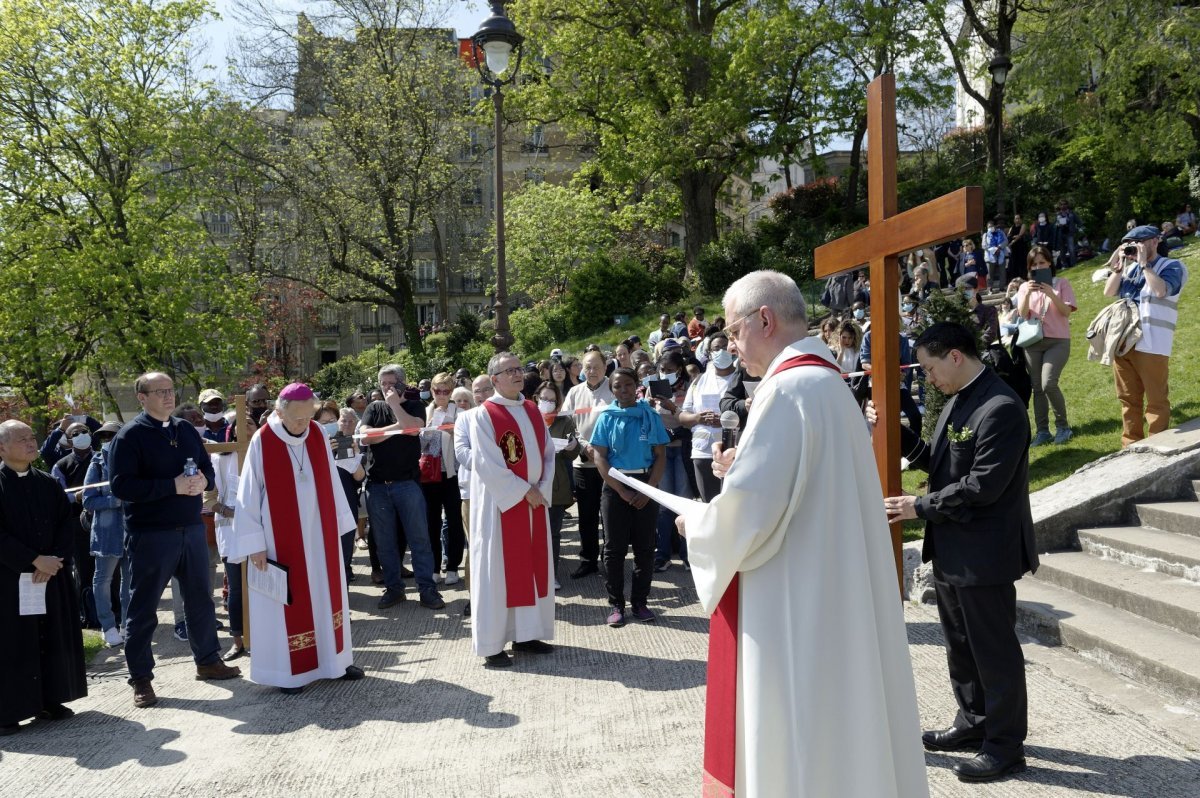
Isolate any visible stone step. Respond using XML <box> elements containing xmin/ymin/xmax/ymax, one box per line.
<box><xmin>1017</xmin><ymin>577</ymin><xmax>1200</xmax><ymax>703</ymax></box>
<box><xmin>1033</xmin><ymin>551</ymin><xmax>1200</xmax><ymax>637</ymax></box>
<box><xmin>1078</xmin><ymin>526</ymin><xmax>1200</xmax><ymax>582</ymax></box>
<box><xmin>1133</xmin><ymin>502</ymin><xmax>1200</xmax><ymax>537</ymax></box>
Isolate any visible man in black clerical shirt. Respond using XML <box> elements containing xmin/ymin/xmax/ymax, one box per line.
<box><xmin>0</xmin><ymin>420</ymin><xmax>87</xmax><ymax>735</ymax></box>
<box><xmin>109</xmin><ymin>371</ymin><xmax>241</xmax><ymax>708</ymax></box>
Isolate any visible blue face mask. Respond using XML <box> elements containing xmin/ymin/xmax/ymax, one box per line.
<box><xmin>853</xmin><ymin>309</ymin><xmax>866</xmax><ymax>320</ymax></box>
<box><xmin>964</xmin><ymin>290</ymin><xmax>976</xmax><ymax>302</ymax></box>
<box><xmin>419</xmin><ymin>390</ymin><xmax>431</xmax><ymax>401</ymax></box>
<box><xmin>711</xmin><ymin>350</ymin><xmax>734</xmax><ymax>369</ymax></box>
<box><xmin>322</xmin><ymin>421</ymin><xmax>339</xmax><ymax>437</ymax></box>
<box><xmin>901</xmin><ymin>303</ymin><xmax>915</xmax><ymax>313</ymax></box>
<box><xmin>661</xmin><ymin>371</ymin><xmax>679</xmax><ymax>385</ymax></box>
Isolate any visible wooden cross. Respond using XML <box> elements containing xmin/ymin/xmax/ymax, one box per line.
<box><xmin>814</xmin><ymin>74</ymin><xmax>983</xmax><ymax>594</ymax></box>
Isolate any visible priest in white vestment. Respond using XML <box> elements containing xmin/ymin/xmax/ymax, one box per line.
<box><xmin>678</xmin><ymin>272</ymin><xmax>929</xmax><ymax>798</ymax></box>
<box><xmin>228</xmin><ymin>383</ymin><xmax>363</xmax><ymax>694</ymax></box>
<box><xmin>464</xmin><ymin>353</ymin><xmax>556</xmax><ymax>668</ymax></box>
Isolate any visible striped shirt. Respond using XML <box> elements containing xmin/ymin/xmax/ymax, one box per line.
<box><xmin>1117</xmin><ymin>256</ymin><xmax>1187</xmax><ymax>357</ymax></box>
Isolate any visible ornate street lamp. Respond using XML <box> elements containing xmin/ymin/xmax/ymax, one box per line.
<box><xmin>472</xmin><ymin>1</ymin><xmax>524</xmax><ymax>352</ymax></box>
<box><xmin>988</xmin><ymin>54</ymin><xmax>1013</xmax><ymax>218</ymax></box>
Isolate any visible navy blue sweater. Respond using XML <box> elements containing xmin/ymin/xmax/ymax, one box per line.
<box><xmin>109</xmin><ymin>412</ymin><xmax>215</xmax><ymax>532</ymax></box>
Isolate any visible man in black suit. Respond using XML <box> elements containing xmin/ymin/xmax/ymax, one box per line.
<box><xmin>883</xmin><ymin>322</ymin><xmax>1038</xmax><ymax>783</ymax></box>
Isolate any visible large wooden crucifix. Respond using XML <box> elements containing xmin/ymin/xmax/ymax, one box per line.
<box><xmin>814</xmin><ymin>73</ymin><xmax>983</xmax><ymax>593</ymax></box>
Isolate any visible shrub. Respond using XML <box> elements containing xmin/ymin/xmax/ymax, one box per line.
<box><xmin>310</xmin><ymin>345</ymin><xmax>392</xmax><ymax>402</ymax></box>
<box><xmin>562</xmin><ymin>255</ymin><xmax>658</xmax><ymax>334</ymax></box>
<box><xmin>696</xmin><ymin>232</ymin><xmax>760</xmax><ymax>294</ymax></box>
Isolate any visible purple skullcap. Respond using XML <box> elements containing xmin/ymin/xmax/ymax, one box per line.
<box><xmin>278</xmin><ymin>382</ymin><xmax>315</xmax><ymax>401</ymax></box>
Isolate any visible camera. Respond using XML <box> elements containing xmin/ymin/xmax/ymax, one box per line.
<box><xmin>1123</xmin><ymin>244</ymin><xmax>1138</xmax><ymax>256</ymax></box>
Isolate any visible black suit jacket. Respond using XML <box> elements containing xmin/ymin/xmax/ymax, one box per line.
<box><xmin>911</xmin><ymin>367</ymin><xmax>1038</xmax><ymax>587</ymax></box>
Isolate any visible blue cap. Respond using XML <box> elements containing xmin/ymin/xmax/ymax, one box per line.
<box><xmin>1122</xmin><ymin>224</ymin><xmax>1161</xmax><ymax>242</ymax></box>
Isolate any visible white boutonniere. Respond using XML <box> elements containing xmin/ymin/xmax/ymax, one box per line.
<box><xmin>946</xmin><ymin>424</ymin><xmax>975</xmax><ymax>443</ymax></box>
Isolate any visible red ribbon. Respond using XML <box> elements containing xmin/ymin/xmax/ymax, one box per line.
<box><xmin>483</xmin><ymin>400</ymin><xmax>550</xmax><ymax>608</ymax></box>
<box><xmin>702</xmin><ymin>353</ymin><xmax>840</xmax><ymax>796</ymax></box>
<box><xmin>261</xmin><ymin>421</ymin><xmax>345</xmax><ymax>675</ymax></box>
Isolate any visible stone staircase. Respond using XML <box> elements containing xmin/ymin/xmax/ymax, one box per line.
<box><xmin>1017</xmin><ymin>480</ymin><xmax>1200</xmax><ymax>703</ymax></box>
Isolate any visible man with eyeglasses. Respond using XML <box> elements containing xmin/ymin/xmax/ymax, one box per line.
<box><xmin>109</xmin><ymin>371</ymin><xmax>241</xmax><ymax>708</ymax></box>
<box><xmin>461</xmin><ymin>353</ymin><xmax>556</xmax><ymax>667</ymax></box>
<box><xmin>559</xmin><ymin>350</ymin><xmax>615</xmax><ymax>578</ymax></box>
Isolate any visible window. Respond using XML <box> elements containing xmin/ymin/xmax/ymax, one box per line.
<box><xmin>206</xmin><ymin>210</ymin><xmax>233</xmax><ymax>236</ymax></box>
<box><xmin>522</xmin><ymin>125</ymin><xmax>547</xmax><ymax>154</ymax></box>
<box><xmin>416</xmin><ymin>260</ymin><xmax>436</xmax><ymax>292</ymax></box>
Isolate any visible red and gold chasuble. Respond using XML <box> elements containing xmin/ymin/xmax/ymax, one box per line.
<box><xmin>260</xmin><ymin>421</ymin><xmax>346</xmax><ymax>675</ymax></box>
<box><xmin>703</xmin><ymin>354</ymin><xmax>841</xmax><ymax>798</ymax></box>
<box><xmin>482</xmin><ymin>399</ymin><xmax>551</xmax><ymax>608</ymax></box>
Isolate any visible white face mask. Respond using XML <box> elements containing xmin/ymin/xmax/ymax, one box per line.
<box><xmin>711</xmin><ymin>350</ymin><xmax>734</xmax><ymax>369</ymax></box>
<box><xmin>853</xmin><ymin>309</ymin><xmax>866</xmax><ymax>320</ymax></box>
<box><xmin>662</xmin><ymin>371</ymin><xmax>679</xmax><ymax>385</ymax></box>
<box><xmin>193</xmin><ymin>425</ymin><xmax>207</xmax><ymax>437</ymax></box>
<box><xmin>322</xmin><ymin>421</ymin><xmax>339</xmax><ymax>437</ymax></box>
<box><xmin>537</xmin><ymin>400</ymin><xmax>556</xmax><ymax>414</ymax></box>
<box><xmin>71</xmin><ymin>433</ymin><xmax>92</xmax><ymax>450</ymax></box>
<box><xmin>419</xmin><ymin>390</ymin><xmax>432</xmax><ymax>401</ymax></box>
<box><xmin>203</xmin><ymin>411</ymin><xmax>224</xmax><ymax>423</ymax></box>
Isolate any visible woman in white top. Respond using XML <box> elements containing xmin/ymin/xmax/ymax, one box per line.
<box><xmin>831</xmin><ymin>320</ymin><xmax>861</xmax><ymax>377</ymax></box>
<box><xmin>679</xmin><ymin>331</ymin><xmax>738</xmax><ymax>502</ymax></box>
<box><xmin>423</xmin><ymin>372</ymin><xmax>465</xmax><ymax>584</ymax></box>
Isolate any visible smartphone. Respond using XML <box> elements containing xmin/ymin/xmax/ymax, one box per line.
<box><xmin>332</xmin><ymin>433</ymin><xmax>354</xmax><ymax>460</ymax></box>
<box><xmin>647</xmin><ymin>378</ymin><xmax>673</xmax><ymax>399</ymax></box>
<box><xmin>1031</xmin><ymin>267</ymin><xmax>1052</xmax><ymax>285</ymax></box>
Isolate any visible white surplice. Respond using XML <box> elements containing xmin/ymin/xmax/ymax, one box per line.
<box><xmin>687</xmin><ymin>336</ymin><xmax>929</xmax><ymax>798</ymax></box>
<box><xmin>228</xmin><ymin>415</ymin><xmax>357</xmax><ymax>688</ymax></box>
<box><xmin>465</xmin><ymin>394</ymin><xmax>556</xmax><ymax>657</ymax></box>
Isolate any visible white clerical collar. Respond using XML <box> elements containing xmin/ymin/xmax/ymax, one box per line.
<box><xmin>488</xmin><ymin>394</ymin><xmax>524</xmax><ymax>407</ymax></box>
<box><xmin>764</xmin><ymin>336</ymin><xmax>833</xmax><ymax>377</ymax></box>
<box><xmin>957</xmin><ymin>366</ymin><xmax>987</xmax><ymax>394</ymax></box>
<box><xmin>267</xmin><ymin>413</ymin><xmax>309</xmax><ymax>446</ymax></box>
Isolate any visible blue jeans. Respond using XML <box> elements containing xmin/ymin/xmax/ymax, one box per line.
<box><xmin>655</xmin><ymin>446</ymin><xmax>690</xmax><ymax>565</ymax></box>
<box><xmin>124</xmin><ymin>524</ymin><xmax>222</xmax><ymax>682</ymax></box>
<box><xmin>366</xmin><ymin>480</ymin><xmax>438</xmax><ymax>599</ymax></box>
<box><xmin>93</xmin><ymin>554</ymin><xmax>130</xmax><ymax>632</ymax></box>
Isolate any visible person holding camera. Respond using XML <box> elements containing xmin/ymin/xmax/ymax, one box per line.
<box><xmin>1015</xmin><ymin>245</ymin><xmax>1078</xmax><ymax>446</ymax></box>
<box><xmin>1103</xmin><ymin>225</ymin><xmax>1188</xmax><ymax>446</ymax></box>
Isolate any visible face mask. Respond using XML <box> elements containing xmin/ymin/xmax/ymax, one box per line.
<box><xmin>1038</xmin><ymin>215</ymin><xmax>1047</xmax><ymax>224</ymax></box>
<box><xmin>71</xmin><ymin>433</ymin><xmax>92</xmax><ymax>450</ymax></box>
<box><xmin>101</xmin><ymin>441</ymin><xmax>112</xmax><ymax>452</ymax></box>
<box><xmin>419</xmin><ymin>390</ymin><xmax>432</xmax><ymax>401</ymax></box>
<box><xmin>902</xmin><ymin>303</ymin><xmax>915</xmax><ymax>313</ymax></box>
<box><xmin>711</xmin><ymin>350</ymin><xmax>734</xmax><ymax>369</ymax></box>
<box><xmin>964</xmin><ymin>290</ymin><xmax>975</xmax><ymax>301</ymax></box>
<box><xmin>193</xmin><ymin>425</ymin><xmax>207</xmax><ymax>437</ymax></box>
<box><xmin>203</xmin><ymin>411</ymin><xmax>224</xmax><ymax>423</ymax></box>
<box><xmin>853</xmin><ymin>309</ymin><xmax>865</xmax><ymax>320</ymax></box>
<box><xmin>537</xmin><ymin>400</ymin><xmax>556</xmax><ymax>414</ymax></box>
<box><xmin>322</xmin><ymin>421</ymin><xmax>339</xmax><ymax>437</ymax></box>
<box><xmin>662</xmin><ymin>371</ymin><xmax>679</xmax><ymax>385</ymax></box>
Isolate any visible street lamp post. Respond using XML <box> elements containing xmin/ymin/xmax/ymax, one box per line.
<box><xmin>988</xmin><ymin>54</ymin><xmax>1012</xmax><ymax>218</ymax></box>
<box><xmin>472</xmin><ymin>1</ymin><xmax>524</xmax><ymax>352</ymax></box>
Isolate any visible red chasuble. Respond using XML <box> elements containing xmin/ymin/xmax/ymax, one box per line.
<box><xmin>260</xmin><ymin>421</ymin><xmax>346</xmax><ymax>675</ymax></box>
<box><xmin>482</xmin><ymin>399</ymin><xmax>550</xmax><ymax>608</ymax></box>
<box><xmin>702</xmin><ymin>354</ymin><xmax>840</xmax><ymax>798</ymax></box>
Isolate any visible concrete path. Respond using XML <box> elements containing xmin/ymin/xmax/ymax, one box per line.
<box><xmin>2</xmin><ymin>524</ymin><xmax>1199</xmax><ymax>797</ymax></box>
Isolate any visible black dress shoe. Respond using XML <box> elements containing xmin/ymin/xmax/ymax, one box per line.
<box><xmin>341</xmin><ymin>665</ymin><xmax>365</xmax><ymax>681</ymax></box>
<box><xmin>0</xmin><ymin>724</ymin><xmax>20</xmax><ymax>736</ymax></box>
<box><xmin>37</xmin><ymin>704</ymin><xmax>74</xmax><ymax>721</ymax></box>
<box><xmin>279</xmin><ymin>686</ymin><xmax>304</xmax><ymax>695</ymax></box>
<box><xmin>922</xmin><ymin>726</ymin><xmax>986</xmax><ymax>752</ymax></box>
<box><xmin>512</xmin><ymin>640</ymin><xmax>553</xmax><ymax>654</ymax></box>
<box><xmin>570</xmin><ymin>562</ymin><xmax>598</xmax><ymax>579</ymax></box>
<box><xmin>222</xmin><ymin>643</ymin><xmax>246</xmax><ymax>662</ymax></box>
<box><xmin>483</xmin><ymin>652</ymin><xmax>512</xmax><ymax>668</ymax></box>
<box><xmin>953</xmin><ymin>752</ymin><xmax>1027</xmax><ymax>782</ymax></box>
<box><xmin>463</xmin><ymin>600</ymin><xmax>471</xmax><ymax>618</ymax></box>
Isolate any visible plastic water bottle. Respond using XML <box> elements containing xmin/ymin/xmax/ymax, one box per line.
<box><xmin>183</xmin><ymin>457</ymin><xmax>198</xmax><ymax>477</ymax></box>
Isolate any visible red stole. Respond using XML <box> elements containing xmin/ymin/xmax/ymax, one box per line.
<box><xmin>483</xmin><ymin>399</ymin><xmax>551</xmax><ymax>608</ymax></box>
<box><xmin>260</xmin><ymin>421</ymin><xmax>345</xmax><ymax>675</ymax></box>
<box><xmin>702</xmin><ymin>353</ymin><xmax>840</xmax><ymax>798</ymax></box>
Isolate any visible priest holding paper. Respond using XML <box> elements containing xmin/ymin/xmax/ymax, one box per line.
<box><xmin>463</xmin><ymin>352</ymin><xmax>556</xmax><ymax>668</ymax></box>
<box><xmin>675</xmin><ymin>271</ymin><xmax>928</xmax><ymax>798</ymax></box>
<box><xmin>229</xmin><ymin>383</ymin><xmax>363</xmax><ymax>694</ymax></box>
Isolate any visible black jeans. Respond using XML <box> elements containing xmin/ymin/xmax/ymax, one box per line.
<box><xmin>573</xmin><ymin>466</ymin><xmax>604</xmax><ymax>564</ymax></box>
<box><xmin>222</xmin><ymin>559</ymin><xmax>243</xmax><ymax>637</ymax></box>
<box><xmin>693</xmin><ymin>459</ymin><xmax>723</xmax><ymax>503</ymax></box>
<box><xmin>601</xmin><ymin>479</ymin><xmax>657</xmax><ymax>610</ymax></box>
<box><xmin>423</xmin><ymin>476</ymin><xmax>465</xmax><ymax>572</ymax></box>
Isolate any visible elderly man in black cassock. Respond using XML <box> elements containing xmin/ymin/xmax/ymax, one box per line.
<box><xmin>0</xmin><ymin>420</ymin><xmax>88</xmax><ymax>735</ymax></box>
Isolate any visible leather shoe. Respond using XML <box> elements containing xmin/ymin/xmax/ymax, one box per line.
<box><xmin>922</xmin><ymin>726</ymin><xmax>985</xmax><ymax>753</ymax></box>
<box><xmin>196</xmin><ymin>661</ymin><xmax>241</xmax><ymax>681</ymax></box>
<box><xmin>341</xmin><ymin>665</ymin><xmax>365</xmax><ymax>681</ymax></box>
<box><xmin>512</xmin><ymin>640</ymin><xmax>553</xmax><ymax>654</ymax></box>
<box><xmin>953</xmin><ymin>752</ymin><xmax>1027</xmax><ymax>782</ymax></box>
<box><xmin>570</xmin><ymin>561</ymin><xmax>599</xmax><ymax>579</ymax></box>
<box><xmin>419</xmin><ymin>595</ymin><xmax>446</xmax><ymax>610</ymax></box>
<box><xmin>37</xmin><ymin>704</ymin><xmax>74</xmax><ymax>721</ymax></box>
<box><xmin>1</xmin><ymin>723</ymin><xmax>20</xmax><ymax>736</ymax></box>
<box><xmin>222</xmin><ymin>643</ymin><xmax>246</xmax><ymax>662</ymax></box>
<box><xmin>132</xmin><ymin>678</ymin><xmax>158</xmax><ymax>708</ymax></box>
<box><xmin>483</xmin><ymin>652</ymin><xmax>512</xmax><ymax>668</ymax></box>
<box><xmin>279</xmin><ymin>686</ymin><xmax>304</xmax><ymax>695</ymax></box>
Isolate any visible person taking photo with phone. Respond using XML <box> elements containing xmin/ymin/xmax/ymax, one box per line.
<box><xmin>1015</xmin><ymin>245</ymin><xmax>1078</xmax><ymax>446</ymax></box>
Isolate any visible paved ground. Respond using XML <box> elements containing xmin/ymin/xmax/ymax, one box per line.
<box><xmin>2</xmin><ymin>519</ymin><xmax>1199</xmax><ymax>797</ymax></box>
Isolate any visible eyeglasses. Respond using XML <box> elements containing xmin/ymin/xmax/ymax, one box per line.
<box><xmin>433</xmin><ymin>388</ymin><xmax>451</xmax><ymax>395</ymax></box>
<box><xmin>491</xmin><ymin>366</ymin><xmax>523</xmax><ymax>378</ymax></box>
<box><xmin>142</xmin><ymin>388</ymin><xmax>175</xmax><ymax>398</ymax></box>
<box><xmin>724</xmin><ymin>308</ymin><xmax>761</xmax><ymax>342</ymax></box>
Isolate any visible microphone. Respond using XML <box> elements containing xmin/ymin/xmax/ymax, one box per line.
<box><xmin>719</xmin><ymin>410</ymin><xmax>741</xmax><ymax>451</ymax></box>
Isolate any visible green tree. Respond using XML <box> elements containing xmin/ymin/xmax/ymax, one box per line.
<box><xmin>0</xmin><ymin>0</ymin><xmax>257</xmax><ymax>431</ymax></box>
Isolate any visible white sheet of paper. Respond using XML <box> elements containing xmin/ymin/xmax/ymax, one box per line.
<box><xmin>609</xmin><ymin>469</ymin><xmax>708</xmax><ymax>527</ymax></box>
<box><xmin>552</xmin><ymin>437</ymin><xmax>571</xmax><ymax>452</ymax></box>
<box><xmin>248</xmin><ymin>560</ymin><xmax>289</xmax><ymax>605</ymax></box>
<box><xmin>19</xmin><ymin>573</ymin><xmax>47</xmax><ymax>616</ymax></box>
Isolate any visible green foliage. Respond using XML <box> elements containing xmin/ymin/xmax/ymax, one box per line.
<box><xmin>910</xmin><ymin>290</ymin><xmax>986</xmax><ymax>440</ymax></box>
<box><xmin>457</xmin><ymin>340</ymin><xmax>495</xmax><ymax>377</ymax></box>
<box><xmin>510</xmin><ymin>305</ymin><xmax>567</xmax><ymax>359</ymax></box>
<box><xmin>562</xmin><ymin>256</ymin><xmax>659</xmax><ymax>336</ymax></box>
<box><xmin>696</xmin><ymin>233</ymin><xmax>761</xmax><ymax>295</ymax></box>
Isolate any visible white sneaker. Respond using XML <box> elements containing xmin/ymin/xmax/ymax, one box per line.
<box><xmin>554</xmin><ymin>579</ymin><xmax>561</xmax><ymax>591</ymax></box>
<box><xmin>444</xmin><ymin>570</ymin><xmax>460</xmax><ymax>586</ymax></box>
<box><xmin>102</xmin><ymin>627</ymin><xmax>123</xmax><ymax>647</ymax></box>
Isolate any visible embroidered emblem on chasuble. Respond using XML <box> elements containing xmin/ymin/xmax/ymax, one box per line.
<box><xmin>500</xmin><ymin>430</ymin><xmax>525</xmax><ymax>465</ymax></box>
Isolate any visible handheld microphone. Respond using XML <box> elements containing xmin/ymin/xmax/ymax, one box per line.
<box><xmin>719</xmin><ymin>410</ymin><xmax>741</xmax><ymax>451</ymax></box>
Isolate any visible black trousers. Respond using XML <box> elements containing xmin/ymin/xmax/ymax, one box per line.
<box><xmin>601</xmin><ymin>480</ymin><xmax>657</xmax><ymax>609</ymax></box>
<box><xmin>933</xmin><ymin>569</ymin><xmax>1028</xmax><ymax>758</ymax></box>
<box><xmin>693</xmin><ymin>460</ymin><xmax>722</xmax><ymax>503</ymax></box>
<box><xmin>423</xmin><ymin>476</ymin><xmax>465</xmax><ymax>571</ymax></box>
<box><xmin>573</xmin><ymin>466</ymin><xmax>604</xmax><ymax>564</ymax></box>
